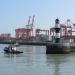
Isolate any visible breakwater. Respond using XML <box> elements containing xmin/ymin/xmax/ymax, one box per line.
<box><xmin>0</xmin><ymin>41</ymin><xmax>47</xmax><ymax>46</ymax></box>
<box><xmin>46</xmin><ymin>42</ymin><xmax>75</xmax><ymax>54</ymax></box>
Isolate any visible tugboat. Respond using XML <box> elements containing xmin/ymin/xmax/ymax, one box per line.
<box><xmin>4</xmin><ymin>45</ymin><xmax>23</xmax><ymax>54</ymax></box>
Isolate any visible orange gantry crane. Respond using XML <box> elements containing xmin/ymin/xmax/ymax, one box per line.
<box><xmin>15</xmin><ymin>15</ymin><xmax>35</xmax><ymax>39</ymax></box>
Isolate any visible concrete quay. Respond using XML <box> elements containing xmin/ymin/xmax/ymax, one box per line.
<box><xmin>46</xmin><ymin>43</ymin><xmax>71</xmax><ymax>54</ymax></box>
<box><xmin>46</xmin><ymin>42</ymin><xmax>75</xmax><ymax>54</ymax></box>
<box><xmin>0</xmin><ymin>41</ymin><xmax>47</xmax><ymax>46</ymax></box>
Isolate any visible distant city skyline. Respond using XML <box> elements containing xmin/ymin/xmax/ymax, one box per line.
<box><xmin>0</xmin><ymin>0</ymin><xmax>75</xmax><ymax>36</ymax></box>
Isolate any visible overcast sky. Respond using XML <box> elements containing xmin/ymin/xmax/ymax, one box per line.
<box><xmin>0</xmin><ymin>0</ymin><xmax>75</xmax><ymax>36</ymax></box>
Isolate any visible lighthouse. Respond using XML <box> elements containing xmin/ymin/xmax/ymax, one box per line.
<box><xmin>46</xmin><ymin>18</ymin><xmax>71</xmax><ymax>54</ymax></box>
<box><xmin>54</xmin><ymin>18</ymin><xmax>61</xmax><ymax>43</ymax></box>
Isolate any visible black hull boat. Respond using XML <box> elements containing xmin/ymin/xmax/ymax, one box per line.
<box><xmin>4</xmin><ymin>47</ymin><xmax>23</xmax><ymax>54</ymax></box>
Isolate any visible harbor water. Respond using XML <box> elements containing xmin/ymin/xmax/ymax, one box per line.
<box><xmin>0</xmin><ymin>44</ymin><xmax>75</xmax><ymax>75</ymax></box>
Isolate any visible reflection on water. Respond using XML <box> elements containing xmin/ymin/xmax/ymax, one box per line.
<box><xmin>0</xmin><ymin>44</ymin><xmax>75</xmax><ymax>75</ymax></box>
<box><xmin>46</xmin><ymin>54</ymin><xmax>66</xmax><ymax>75</ymax></box>
<box><xmin>46</xmin><ymin>54</ymin><xmax>75</xmax><ymax>75</ymax></box>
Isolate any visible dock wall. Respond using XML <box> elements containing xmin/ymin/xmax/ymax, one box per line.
<box><xmin>46</xmin><ymin>43</ymin><xmax>74</xmax><ymax>54</ymax></box>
